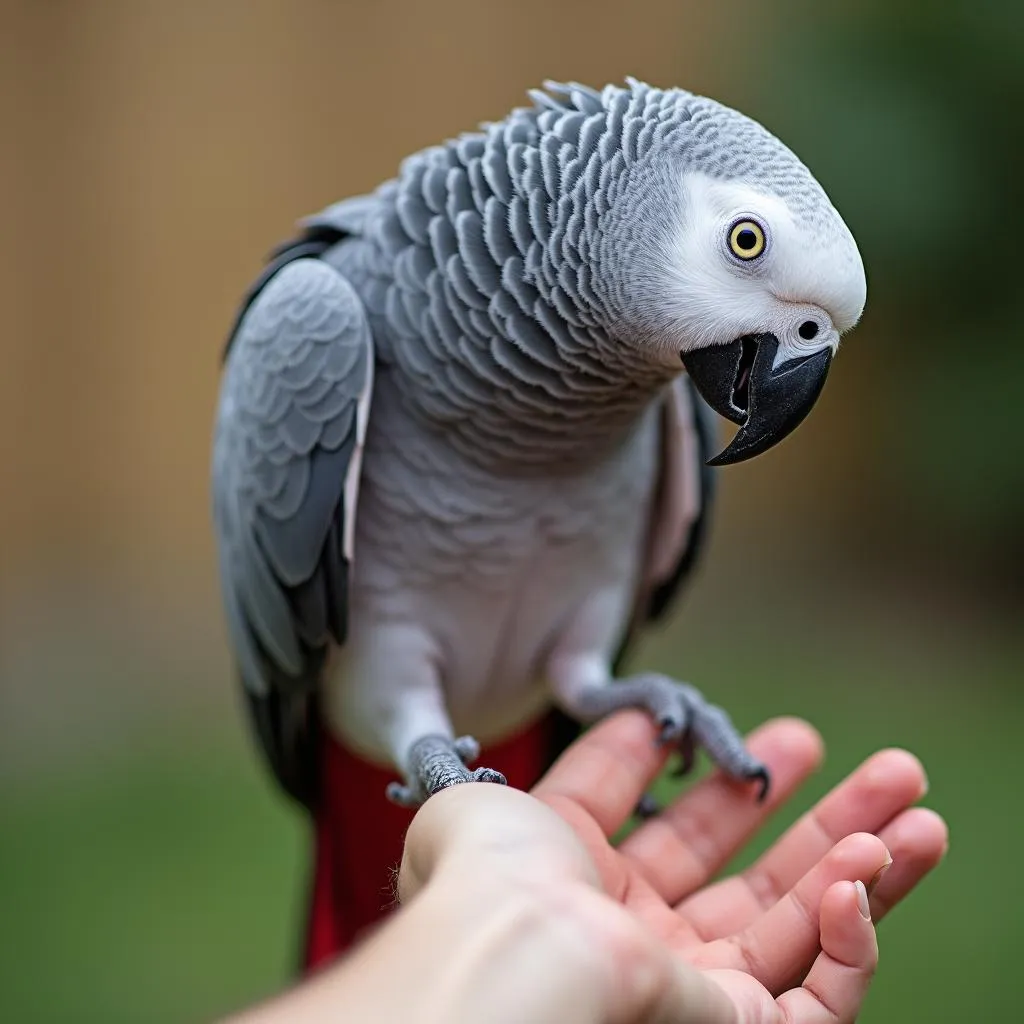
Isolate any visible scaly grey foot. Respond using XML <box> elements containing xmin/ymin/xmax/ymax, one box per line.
<box><xmin>571</xmin><ymin>674</ymin><xmax>770</xmax><ymax>803</ymax></box>
<box><xmin>385</xmin><ymin>734</ymin><xmax>507</xmax><ymax>808</ymax></box>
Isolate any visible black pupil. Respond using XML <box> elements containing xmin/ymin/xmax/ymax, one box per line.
<box><xmin>736</xmin><ymin>228</ymin><xmax>758</xmax><ymax>251</ymax></box>
<box><xmin>799</xmin><ymin>320</ymin><xmax>819</xmax><ymax>340</ymax></box>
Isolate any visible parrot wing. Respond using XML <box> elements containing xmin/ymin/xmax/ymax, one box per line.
<box><xmin>613</xmin><ymin>376</ymin><xmax>719</xmax><ymax>671</ymax></box>
<box><xmin>213</xmin><ymin>241</ymin><xmax>373</xmax><ymax>807</ymax></box>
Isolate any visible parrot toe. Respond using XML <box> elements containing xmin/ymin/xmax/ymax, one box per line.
<box><xmin>384</xmin><ymin>780</ymin><xmax>422</xmax><ymax>808</ymax></box>
<box><xmin>744</xmin><ymin>765</ymin><xmax>771</xmax><ymax>803</ymax></box>
<box><xmin>385</xmin><ymin>734</ymin><xmax>507</xmax><ymax>808</ymax></box>
<box><xmin>453</xmin><ymin>735</ymin><xmax>482</xmax><ymax>764</ymax></box>
<box><xmin>561</xmin><ymin>673</ymin><xmax>767</xmax><ymax>802</ymax></box>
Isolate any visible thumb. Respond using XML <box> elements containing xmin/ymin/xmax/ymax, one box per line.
<box><xmin>398</xmin><ymin>781</ymin><xmax>596</xmax><ymax>902</ymax></box>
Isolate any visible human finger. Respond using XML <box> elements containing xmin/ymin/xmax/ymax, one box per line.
<box><xmin>774</xmin><ymin>879</ymin><xmax>878</xmax><ymax>1023</ymax></box>
<box><xmin>690</xmin><ymin>832</ymin><xmax>888</xmax><ymax>994</ymax></box>
<box><xmin>679</xmin><ymin>748</ymin><xmax>926</xmax><ymax>938</ymax></box>
<box><xmin>619</xmin><ymin>717</ymin><xmax>823</xmax><ymax>904</ymax></box>
<box><xmin>870</xmin><ymin>806</ymin><xmax>948</xmax><ymax>922</ymax></box>
<box><xmin>533</xmin><ymin>710</ymin><xmax>672</xmax><ymax>839</ymax></box>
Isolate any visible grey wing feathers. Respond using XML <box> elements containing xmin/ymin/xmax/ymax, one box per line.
<box><xmin>613</xmin><ymin>377</ymin><xmax>718</xmax><ymax>671</ymax></box>
<box><xmin>213</xmin><ymin>256</ymin><xmax>373</xmax><ymax>805</ymax></box>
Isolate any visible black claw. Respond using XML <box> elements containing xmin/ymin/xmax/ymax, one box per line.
<box><xmin>747</xmin><ymin>767</ymin><xmax>771</xmax><ymax>803</ymax></box>
<box><xmin>635</xmin><ymin>793</ymin><xmax>661</xmax><ymax>819</ymax></box>
<box><xmin>657</xmin><ymin>718</ymin><xmax>680</xmax><ymax>745</ymax></box>
<box><xmin>672</xmin><ymin>731</ymin><xmax>697</xmax><ymax>778</ymax></box>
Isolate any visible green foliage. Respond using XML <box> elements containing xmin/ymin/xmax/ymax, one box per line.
<box><xmin>725</xmin><ymin>1</ymin><xmax>1024</xmax><ymax>582</ymax></box>
<box><xmin>0</xmin><ymin>730</ymin><xmax>306</xmax><ymax>1024</ymax></box>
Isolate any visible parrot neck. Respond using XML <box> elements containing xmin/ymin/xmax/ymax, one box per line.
<box><xmin>363</xmin><ymin>96</ymin><xmax>687</xmax><ymax>472</ymax></box>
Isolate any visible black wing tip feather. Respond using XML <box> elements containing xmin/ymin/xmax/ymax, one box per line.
<box><xmin>242</xmin><ymin>668</ymin><xmax>324</xmax><ymax>808</ymax></box>
<box><xmin>234</xmin><ymin>585</ymin><xmax>332</xmax><ymax>810</ymax></box>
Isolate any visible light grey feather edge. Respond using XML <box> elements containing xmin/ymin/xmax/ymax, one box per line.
<box><xmin>646</xmin><ymin>377</ymin><xmax>719</xmax><ymax>622</ymax></box>
<box><xmin>613</xmin><ymin>379</ymin><xmax>719</xmax><ymax>673</ymax></box>
<box><xmin>212</xmin><ymin>257</ymin><xmax>373</xmax><ymax>699</ymax></box>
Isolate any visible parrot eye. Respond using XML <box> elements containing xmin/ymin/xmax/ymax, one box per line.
<box><xmin>727</xmin><ymin>219</ymin><xmax>767</xmax><ymax>261</ymax></box>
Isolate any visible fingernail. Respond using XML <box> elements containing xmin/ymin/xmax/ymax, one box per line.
<box><xmin>855</xmin><ymin>880</ymin><xmax>871</xmax><ymax>920</ymax></box>
<box><xmin>866</xmin><ymin>851</ymin><xmax>893</xmax><ymax>896</ymax></box>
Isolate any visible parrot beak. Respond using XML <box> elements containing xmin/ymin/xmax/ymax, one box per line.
<box><xmin>681</xmin><ymin>334</ymin><xmax>832</xmax><ymax>466</ymax></box>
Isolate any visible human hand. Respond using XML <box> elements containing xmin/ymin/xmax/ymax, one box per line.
<box><xmin>402</xmin><ymin>711</ymin><xmax>947</xmax><ymax>1022</ymax></box>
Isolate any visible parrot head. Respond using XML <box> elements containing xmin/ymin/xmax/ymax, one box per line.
<box><xmin>671</xmin><ymin>168</ymin><xmax>866</xmax><ymax>466</ymax></box>
<box><xmin>591</xmin><ymin>85</ymin><xmax>867</xmax><ymax>466</ymax></box>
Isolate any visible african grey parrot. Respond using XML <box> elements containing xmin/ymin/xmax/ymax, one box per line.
<box><xmin>211</xmin><ymin>78</ymin><xmax>866</xmax><ymax>964</ymax></box>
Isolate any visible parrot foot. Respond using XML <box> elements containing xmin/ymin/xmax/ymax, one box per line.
<box><xmin>574</xmin><ymin>673</ymin><xmax>770</xmax><ymax>803</ymax></box>
<box><xmin>385</xmin><ymin>733</ymin><xmax>507</xmax><ymax>808</ymax></box>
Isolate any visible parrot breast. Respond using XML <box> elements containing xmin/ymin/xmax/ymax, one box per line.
<box><xmin>320</xmin><ymin>379</ymin><xmax>662</xmax><ymax>757</ymax></box>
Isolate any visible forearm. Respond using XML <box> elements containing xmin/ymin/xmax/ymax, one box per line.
<box><xmin>220</xmin><ymin>872</ymin><xmax>604</xmax><ymax>1024</ymax></box>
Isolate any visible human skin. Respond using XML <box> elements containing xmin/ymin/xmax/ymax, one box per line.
<box><xmin>225</xmin><ymin>712</ymin><xmax>947</xmax><ymax>1023</ymax></box>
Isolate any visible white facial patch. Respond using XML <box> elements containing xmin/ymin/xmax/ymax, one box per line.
<box><xmin>660</xmin><ymin>172</ymin><xmax>867</xmax><ymax>359</ymax></box>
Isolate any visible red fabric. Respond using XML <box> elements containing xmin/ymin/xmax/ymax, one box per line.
<box><xmin>301</xmin><ymin>716</ymin><xmax>555</xmax><ymax>971</ymax></box>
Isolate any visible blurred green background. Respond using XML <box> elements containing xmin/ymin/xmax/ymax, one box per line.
<box><xmin>0</xmin><ymin>1</ymin><xmax>1020</xmax><ymax>1021</ymax></box>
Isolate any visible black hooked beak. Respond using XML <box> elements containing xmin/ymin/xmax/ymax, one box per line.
<box><xmin>681</xmin><ymin>334</ymin><xmax>833</xmax><ymax>466</ymax></box>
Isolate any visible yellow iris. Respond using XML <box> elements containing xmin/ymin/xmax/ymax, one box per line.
<box><xmin>728</xmin><ymin>220</ymin><xmax>766</xmax><ymax>260</ymax></box>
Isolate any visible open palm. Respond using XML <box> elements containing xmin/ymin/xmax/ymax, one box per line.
<box><xmin>526</xmin><ymin>710</ymin><xmax>948</xmax><ymax>1020</ymax></box>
